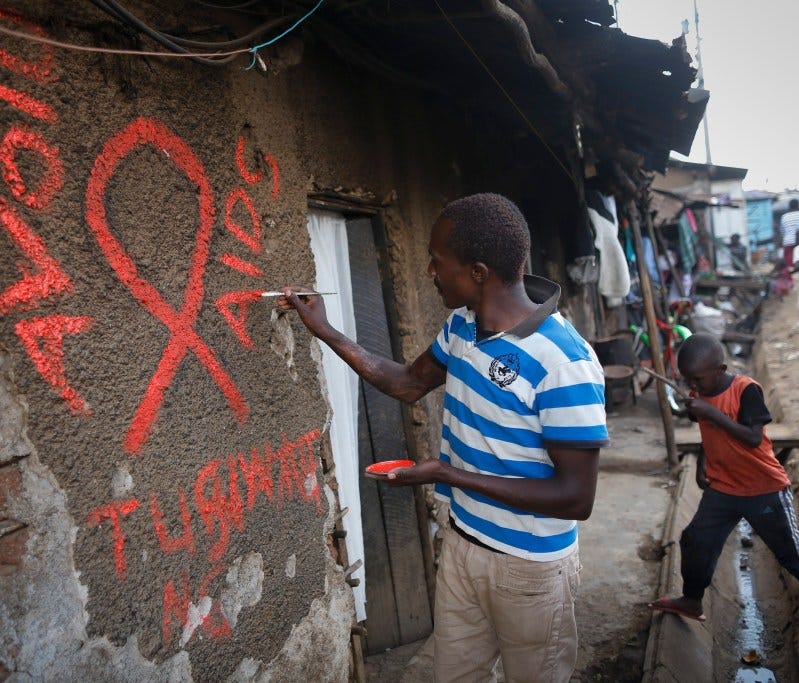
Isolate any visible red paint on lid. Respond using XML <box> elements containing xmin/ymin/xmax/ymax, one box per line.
<box><xmin>364</xmin><ymin>459</ymin><xmax>415</xmax><ymax>475</ymax></box>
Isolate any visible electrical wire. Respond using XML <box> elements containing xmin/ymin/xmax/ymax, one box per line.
<box><xmin>431</xmin><ymin>0</ymin><xmax>576</xmax><ymax>186</ymax></box>
<box><xmin>0</xmin><ymin>0</ymin><xmax>568</xmax><ymax>183</ymax></box>
<box><xmin>88</xmin><ymin>0</ymin><xmax>324</xmax><ymax>68</ymax></box>
<box><xmin>160</xmin><ymin>17</ymin><xmax>289</xmax><ymax>50</ymax></box>
<box><xmin>245</xmin><ymin>0</ymin><xmax>324</xmax><ymax>69</ymax></box>
<box><xmin>189</xmin><ymin>0</ymin><xmax>262</xmax><ymax>9</ymax></box>
<box><xmin>0</xmin><ymin>1</ymin><xmax>323</xmax><ymax>65</ymax></box>
<box><xmin>90</xmin><ymin>0</ymin><xmax>296</xmax><ymax>53</ymax></box>
<box><xmin>89</xmin><ymin>0</ymin><xmax>238</xmax><ymax>65</ymax></box>
<box><xmin>0</xmin><ymin>22</ymin><xmax>250</xmax><ymax>59</ymax></box>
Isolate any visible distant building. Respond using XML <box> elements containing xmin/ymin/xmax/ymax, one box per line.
<box><xmin>744</xmin><ymin>190</ymin><xmax>778</xmax><ymax>262</ymax></box>
<box><xmin>653</xmin><ymin>159</ymin><xmax>748</xmax><ymax>270</ymax></box>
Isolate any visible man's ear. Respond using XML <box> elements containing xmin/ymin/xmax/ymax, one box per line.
<box><xmin>472</xmin><ymin>262</ymin><xmax>489</xmax><ymax>283</ymax></box>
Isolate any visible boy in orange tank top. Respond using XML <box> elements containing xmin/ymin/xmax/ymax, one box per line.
<box><xmin>649</xmin><ymin>333</ymin><xmax>799</xmax><ymax>621</ymax></box>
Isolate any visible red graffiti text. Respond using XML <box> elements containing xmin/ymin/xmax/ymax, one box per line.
<box><xmin>87</xmin><ymin>429</ymin><xmax>322</xmax><ymax>580</ymax></box>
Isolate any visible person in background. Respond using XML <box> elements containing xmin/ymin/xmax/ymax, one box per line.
<box><xmin>278</xmin><ymin>193</ymin><xmax>609</xmax><ymax>682</ymax></box>
<box><xmin>727</xmin><ymin>233</ymin><xmax>747</xmax><ymax>271</ymax></box>
<box><xmin>779</xmin><ymin>198</ymin><xmax>799</xmax><ymax>280</ymax></box>
<box><xmin>649</xmin><ymin>333</ymin><xmax>799</xmax><ymax>622</ymax></box>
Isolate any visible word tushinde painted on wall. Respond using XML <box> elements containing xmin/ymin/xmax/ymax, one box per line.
<box><xmin>0</xmin><ymin>6</ymin><xmax>322</xmax><ymax>653</ymax></box>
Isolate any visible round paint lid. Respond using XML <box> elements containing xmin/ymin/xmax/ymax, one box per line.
<box><xmin>364</xmin><ymin>459</ymin><xmax>415</xmax><ymax>478</ymax></box>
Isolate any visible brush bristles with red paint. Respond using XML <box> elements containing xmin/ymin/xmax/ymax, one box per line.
<box><xmin>260</xmin><ymin>291</ymin><xmax>335</xmax><ymax>297</ymax></box>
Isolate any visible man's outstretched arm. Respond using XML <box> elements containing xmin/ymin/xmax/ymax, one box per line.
<box><xmin>278</xmin><ymin>288</ymin><xmax>446</xmax><ymax>403</ymax></box>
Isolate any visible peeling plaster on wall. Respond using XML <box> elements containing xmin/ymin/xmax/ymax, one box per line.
<box><xmin>321</xmin><ymin>482</ymin><xmax>337</xmax><ymax>537</ymax></box>
<box><xmin>262</xmin><ymin>219</ymin><xmax>279</xmax><ymax>256</ymax></box>
<box><xmin>267</xmin><ymin>310</ymin><xmax>297</xmax><ymax>382</ymax></box>
<box><xmin>303</xmin><ymin>471</ymin><xmax>318</xmax><ymax>499</ymax></box>
<box><xmin>111</xmin><ymin>463</ymin><xmax>134</xmax><ymax>497</ymax></box>
<box><xmin>59</xmin><ymin>636</ymin><xmax>191</xmax><ymax>683</ymax></box>
<box><xmin>0</xmin><ymin>350</ymin><xmax>31</xmax><ymax>464</ymax></box>
<box><xmin>180</xmin><ymin>598</ymin><xmax>213</xmax><ymax>648</ymax></box>
<box><xmin>220</xmin><ymin>553</ymin><xmax>264</xmax><ymax>629</ymax></box>
<box><xmin>0</xmin><ymin>350</ymin><xmax>192</xmax><ymax>682</ymax></box>
<box><xmin>284</xmin><ymin>553</ymin><xmax>296</xmax><ymax>579</ymax></box>
<box><xmin>308</xmin><ymin>341</ymin><xmax>335</xmax><ymax>444</ymax></box>
<box><xmin>226</xmin><ymin>566</ymin><xmax>352</xmax><ymax>683</ymax></box>
<box><xmin>226</xmin><ymin>482</ymin><xmax>351</xmax><ymax>682</ymax></box>
<box><xmin>309</xmin><ymin>339</ymin><xmax>332</xmax><ymax>416</ymax></box>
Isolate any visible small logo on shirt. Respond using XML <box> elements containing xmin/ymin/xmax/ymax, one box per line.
<box><xmin>489</xmin><ymin>353</ymin><xmax>520</xmax><ymax>387</ymax></box>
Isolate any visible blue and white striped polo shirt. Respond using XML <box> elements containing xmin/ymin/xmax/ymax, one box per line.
<box><xmin>429</xmin><ymin>275</ymin><xmax>609</xmax><ymax>561</ymax></box>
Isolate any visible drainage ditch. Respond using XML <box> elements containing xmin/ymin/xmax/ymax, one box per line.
<box><xmin>732</xmin><ymin>520</ymin><xmax>778</xmax><ymax>683</ymax></box>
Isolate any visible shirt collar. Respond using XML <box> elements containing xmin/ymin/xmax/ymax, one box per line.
<box><xmin>504</xmin><ymin>275</ymin><xmax>561</xmax><ymax>339</ymax></box>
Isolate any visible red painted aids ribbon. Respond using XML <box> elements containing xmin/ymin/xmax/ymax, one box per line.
<box><xmin>85</xmin><ymin>118</ymin><xmax>248</xmax><ymax>454</ymax></box>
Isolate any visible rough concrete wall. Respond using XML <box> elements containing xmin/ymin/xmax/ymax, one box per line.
<box><xmin>0</xmin><ymin>2</ymin><xmax>353</xmax><ymax>681</ymax></box>
<box><xmin>280</xmin><ymin>58</ymin><xmax>468</xmax><ymax>531</ymax></box>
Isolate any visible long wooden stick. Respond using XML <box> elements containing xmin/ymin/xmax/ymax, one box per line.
<box><xmin>640</xmin><ymin>365</ymin><xmax>690</xmax><ymax>400</ymax></box>
<box><xmin>628</xmin><ymin>200</ymin><xmax>678</xmax><ymax>467</ymax></box>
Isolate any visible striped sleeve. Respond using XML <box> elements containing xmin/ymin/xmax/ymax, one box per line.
<box><xmin>430</xmin><ymin>312</ymin><xmax>454</xmax><ymax>367</ymax></box>
<box><xmin>535</xmin><ymin>360</ymin><xmax>609</xmax><ymax>448</ymax></box>
<box><xmin>781</xmin><ymin>213</ymin><xmax>799</xmax><ymax>246</ymax></box>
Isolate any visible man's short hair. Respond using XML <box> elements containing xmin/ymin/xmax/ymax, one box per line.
<box><xmin>441</xmin><ymin>193</ymin><xmax>530</xmax><ymax>284</ymax></box>
<box><xmin>789</xmin><ymin>198</ymin><xmax>799</xmax><ymax>211</ymax></box>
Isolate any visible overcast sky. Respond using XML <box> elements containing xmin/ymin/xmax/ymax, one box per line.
<box><xmin>616</xmin><ymin>0</ymin><xmax>799</xmax><ymax>192</ymax></box>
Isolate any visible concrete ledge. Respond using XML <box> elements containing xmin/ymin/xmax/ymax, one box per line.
<box><xmin>642</xmin><ymin>456</ymin><xmax>714</xmax><ymax>683</ymax></box>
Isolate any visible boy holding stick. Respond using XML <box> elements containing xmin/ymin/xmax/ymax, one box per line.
<box><xmin>649</xmin><ymin>333</ymin><xmax>799</xmax><ymax>621</ymax></box>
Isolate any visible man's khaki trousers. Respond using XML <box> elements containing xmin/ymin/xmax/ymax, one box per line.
<box><xmin>433</xmin><ymin>526</ymin><xmax>580</xmax><ymax>683</ymax></box>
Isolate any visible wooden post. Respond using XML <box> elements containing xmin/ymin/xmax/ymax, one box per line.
<box><xmin>627</xmin><ymin>200</ymin><xmax>679</xmax><ymax>467</ymax></box>
<box><xmin>642</xmin><ymin>200</ymin><xmax>686</xmax><ymax>300</ymax></box>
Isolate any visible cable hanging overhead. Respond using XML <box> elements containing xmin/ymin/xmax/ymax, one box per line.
<box><xmin>0</xmin><ymin>0</ymin><xmax>325</xmax><ymax>68</ymax></box>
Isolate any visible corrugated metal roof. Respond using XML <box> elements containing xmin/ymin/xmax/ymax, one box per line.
<box><xmin>309</xmin><ymin>0</ymin><xmax>707</xmax><ymax>183</ymax></box>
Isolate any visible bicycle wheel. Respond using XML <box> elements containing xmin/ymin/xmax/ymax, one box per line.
<box><xmin>615</xmin><ymin>326</ymin><xmax>690</xmax><ymax>416</ymax></box>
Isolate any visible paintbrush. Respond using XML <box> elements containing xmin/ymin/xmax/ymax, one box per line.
<box><xmin>260</xmin><ymin>290</ymin><xmax>336</xmax><ymax>298</ymax></box>
<box><xmin>639</xmin><ymin>366</ymin><xmax>690</xmax><ymax>400</ymax></box>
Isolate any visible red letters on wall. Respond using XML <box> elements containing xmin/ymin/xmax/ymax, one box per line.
<box><xmin>234</xmin><ymin>135</ymin><xmax>280</xmax><ymax>199</ymax></box>
<box><xmin>0</xmin><ymin>13</ymin><xmax>91</xmax><ymax>414</ymax></box>
<box><xmin>0</xmin><ymin>197</ymin><xmax>72</xmax><ymax>314</ymax></box>
<box><xmin>214</xmin><ymin>136</ymin><xmax>281</xmax><ymax>352</ymax></box>
<box><xmin>150</xmin><ymin>487</ymin><xmax>196</xmax><ymax>556</ymax></box>
<box><xmin>86</xmin><ymin>498</ymin><xmax>141</xmax><ymax>580</ymax></box>
<box><xmin>223</xmin><ymin>187</ymin><xmax>262</xmax><ymax>254</ymax></box>
<box><xmin>1</xmin><ymin>14</ymin><xmax>284</xmax><ymax>446</ymax></box>
<box><xmin>0</xmin><ymin>8</ymin><xmax>57</xmax><ymax>84</ymax></box>
<box><xmin>87</xmin><ymin>429</ymin><xmax>322</xmax><ymax>645</ymax></box>
<box><xmin>0</xmin><ymin>126</ymin><xmax>63</xmax><ymax>209</ymax></box>
<box><xmin>14</xmin><ymin>315</ymin><xmax>93</xmax><ymax>415</ymax></box>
